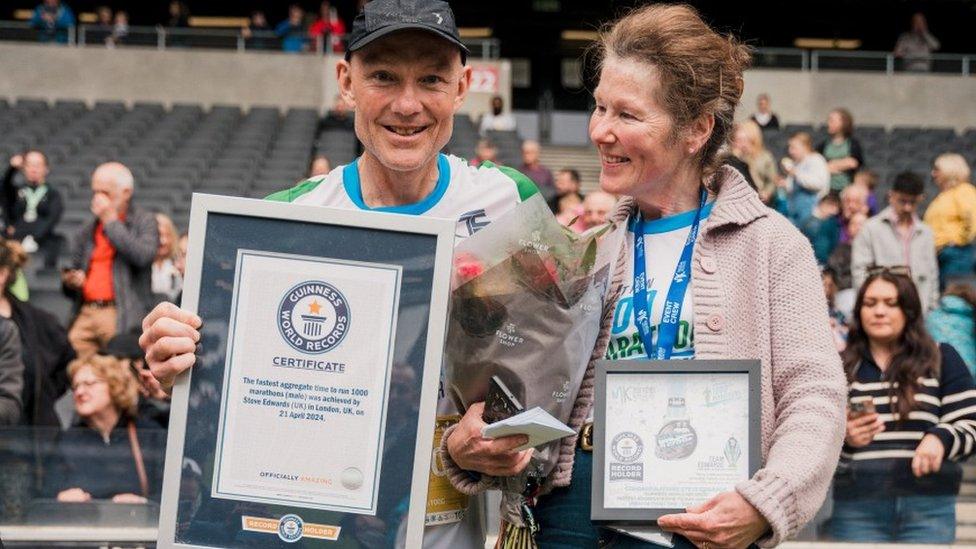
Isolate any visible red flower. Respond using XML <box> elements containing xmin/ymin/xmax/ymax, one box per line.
<box><xmin>454</xmin><ymin>253</ymin><xmax>485</xmax><ymax>283</ymax></box>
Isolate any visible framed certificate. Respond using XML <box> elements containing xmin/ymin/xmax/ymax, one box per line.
<box><xmin>158</xmin><ymin>194</ymin><xmax>454</xmax><ymax>548</ymax></box>
<box><xmin>591</xmin><ymin>359</ymin><xmax>761</xmax><ymax>523</ymax></box>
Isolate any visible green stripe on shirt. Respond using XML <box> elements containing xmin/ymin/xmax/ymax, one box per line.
<box><xmin>265</xmin><ymin>178</ymin><xmax>323</xmax><ymax>203</ymax></box>
<box><xmin>481</xmin><ymin>161</ymin><xmax>539</xmax><ymax>202</ymax></box>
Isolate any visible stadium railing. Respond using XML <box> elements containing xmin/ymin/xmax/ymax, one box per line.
<box><xmin>0</xmin><ymin>21</ymin><xmax>502</xmax><ymax>59</ymax></box>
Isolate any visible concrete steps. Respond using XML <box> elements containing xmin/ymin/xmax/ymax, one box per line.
<box><xmin>538</xmin><ymin>144</ymin><xmax>602</xmax><ymax>194</ymax></box>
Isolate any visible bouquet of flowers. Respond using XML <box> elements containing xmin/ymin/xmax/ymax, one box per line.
<box><xmin>444</xmin><ymin>193</ymin><xmax>621</xmax><ymax>511</ymax></box>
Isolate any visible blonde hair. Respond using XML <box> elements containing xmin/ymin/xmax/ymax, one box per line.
<box><xmin>155</xmin><ymin>213</ymin><xmax>179</xmax><ymax>261</ymax></box>
<box><xmin>68</xmin><ymin>355</ymin><xmax>139</xmax><ymax>418</ymax></box>
<box><xmin>595</xmin><ymin>4</ymin><xmax>751</xmax><ymax>178</ymax></box>
<box><xmin>736</xmin><ymin>120</ymin><xmax>766</xmax><ymax>160</ymax></box>
<box><xmin>934</xmin><ymin>153</ymin><xmax>971</xmax><ymax>185</ymax></box>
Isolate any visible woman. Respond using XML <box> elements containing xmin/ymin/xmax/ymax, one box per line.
<box><xmin>152</xmin><ymin>213</ymin><xmax>182</xmax><ymax>303</ymax></box>
<box><xmin>927</xmin><ymin>282</ymin><xmax>976</xmax><ymax>375</ymax></box>
<box><xmin>731</xmin><ymin>121</ymin><xmax>777</xmax><ymax>204</ymax></box>
<box><xmin>831</xmin><ymin>269</ymin><xmax>976</xmax><ymax>542</ymax></box>
<box><xmin>0</xmin><ymin>238</ymin><xmax>73</xmax><ymax>427</ymax></box>
<box><xmin>923</xmin><ymin>153</ymin><xmax>976</xmax><ymax>288</ymax></box>
<box><xmin>818</xmin><ymin>108</ymin><xmax>865</xmax><ymax>192</ymax></box>
<box><xmin>46</xmin><ymin>354</ymin><xmax>162</xmax><ymax>502</ymax></box>
<box><xmin>782</xmin><ymin>132</ymin><xmax>830</xmax><ymax>225</ymax></box>
<box><xmin>443</xmin><ymin>5</ymin><xmax>847</xmax><ymax>547</ymax></box>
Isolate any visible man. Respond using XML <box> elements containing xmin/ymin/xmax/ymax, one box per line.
<box><xmin>579</xmin><ymin>191</ymin><xmax>617</xmax><ymax>231</ymax></box>
<box><xmin>519</xmin><ymin>139</ymin><xmax>555</xmax><ymax>202</ymax></box>
<box><xmin>0</xmin><ymin>318</ymin><xmax>24</xmax><ymax>425</ymax></box>
<box><xmin>275</xmin><ymin>4</ymin><xmax>307</xmax><ymax>53</ymax></box>
<box><xmin>547</xmin><ymin>168</ymin><xmax>582</xmax><ymax>213</ymax></box>
<box><xmin>2</xmin><ymin>151</ymin><xmax>65</xmax><ymax>267</ymax></box>
<box><xmin>894</xmin><ymin>12</ymin><xmax>940</xmax><ymax>72</ymax></box>
<box><xmin>29</xmin><ymin>0</ymin><xmax>76</xmax><ymax>44</ymax></box>
<box><xmin>63</xmin><ymin>162</ymin><xmax>158</xmax><ymax>358</ymax></box>
<box><xmin>478</xmin><ymin>95</ymin><xmax>516</xmax><ymax>135</ymax></box>
<box><xmin>140</xmin><ymin>2</ymin><xmax>536</xmax><ymax>547</ymax></box>
<box><xmin>852</xmin><ymin>172</ymin><xmax>940</xmax><ymax>311</ymax></box>
<box><xmin>749</xmin><ymin>93</ymin><xmax>780</xmax><ymax>131</ymax></box>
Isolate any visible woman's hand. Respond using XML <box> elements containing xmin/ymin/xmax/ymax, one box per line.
<box><xmin>112</xmin><ymin>493</ymin><xmax>148</xmax><ymax>504</ymax></box>
<box><xmin>912</xmin><ymin>434</ymin><xmax>945</xmax><ymax>477</ymax></box>
<box><xmin>57</xmin><ymin>487</ymin><xmax>92</xmax><ymax>502</ymax></box>
<box><xmin>657</xmin><ymin>491</ymin><xmax>769</xmax><ymax>549</ymax></box>
<box><xmin>845</xmin><ymin>411</ymin><xmax>884</xmax><ymax>447</ymax></box>
<box><xmin>445</xmin><ymin>402</ymin><xmax>533</xmax><ymax>477</ymax></box>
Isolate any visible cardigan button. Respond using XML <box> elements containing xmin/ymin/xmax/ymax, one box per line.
<box><xmin>699</xmin><ymin>257</ymin><xmax>717</xmax><ymax>274</ymax></box>
<box><xmin>706</xmin><ymin>314</ymin><xmax>725</xmax><ymax>332</ymax></box>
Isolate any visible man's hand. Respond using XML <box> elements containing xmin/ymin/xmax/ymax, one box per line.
<box><xmin>445</xmin><ymin>402</ymin><xmax>533</xmax><ymax>477</ymax></box>
<box><xmin>657</xmin><ymin>491</ymin><xmax>770</xmax><ymax>549</ymax></box>
<box><xmin>9</xmin><ymin>154</ymin><xmax>23</xmax><ymax>169</ymax></box>
<box><xmin>57</xmin><ymin>487</ymin><xmax>92</xmax><ymax>502</ymax></box>
<box><xmin>91</xmin><ymin>193</ymin><xmax>118</xmax><ymax>224</ymax></box>
<box><xmin>139</xmin><ymin>302</ymin><xmax>202</xmax><ymax>393</ymax></box>
<box><xmin>845</xmin><ymin>411</ymin><xmax>884</xmax><ymax>447</ymax></box>
<box><xmin>912</xmin><ymin>434</ymin><xmax>945</xmax><ymax>477</ymax></box>
<box><xmin>61</xmin><ymin>269</ymin><xmax>86</xmax><ymax>291</ymax></box>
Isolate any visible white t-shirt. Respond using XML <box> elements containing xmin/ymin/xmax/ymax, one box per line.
<box><xmin>268</xmin><ymin>153</ymin><xmax>538</xmax><ymax>549</ymax></box>
<box><xmin>605</xmin><ymin>202</ymin><xmax>714</xmax><ymax>361</ymax></box>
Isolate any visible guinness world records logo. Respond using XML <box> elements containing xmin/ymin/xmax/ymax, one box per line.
<box><xmin>277</xmin><ymin>281</ymin><xmax>350</xmax><ymax>355</ymax></box>
<box><xmin>610</xmin><ymin>431</ymin><xmax>644</xmax><ymax>463</ymax></box>
<box><xmin>277</xmin><ymin>514</ymin><xmax>304</xmax><ymax>543</ymax></box>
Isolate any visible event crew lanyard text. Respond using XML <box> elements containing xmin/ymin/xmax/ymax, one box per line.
<box><xmin>632</xmin><ymin>187</ymin><xmax>707</xmax><ymax>360</ymax></box>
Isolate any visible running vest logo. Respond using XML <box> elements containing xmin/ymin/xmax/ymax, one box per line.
<box><xmin>277</xmin><ymin>281</ymin><xmax>350</xmax><ymax>355</ymax></box>
<box><xmin>457</xmin><ymin>209</ymin><xmax>490</xmax><ymax>237</ymax></box>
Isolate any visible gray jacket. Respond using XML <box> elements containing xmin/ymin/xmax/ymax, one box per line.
<box><xmin>852</xmin><ymin>207</ymin><xmax>940</xmax><ymax>311</ymax></box>
<box><xmin>67</xmin><ymin>205</ymin><xmax>159</xmax><ymax>334</ymax></box>
<box><xmin>0</xmin><ymin>317</ymin><xmax>24</xmax><ymax>425</ymax></box>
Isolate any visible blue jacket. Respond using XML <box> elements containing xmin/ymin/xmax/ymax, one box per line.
<box><xmin>274</xmin><ymin>20</ymin><xmax>306</xmax><ymax>53</ymax></box>
<box><xmin>928</xmin><ymin>295</ymin><xmax>976</xmax><ymax>375</ymax></box>
<box><xmin>30</xmin><ymin>4</ymin><xmax>75</xmax><ymax>43</ymax></box>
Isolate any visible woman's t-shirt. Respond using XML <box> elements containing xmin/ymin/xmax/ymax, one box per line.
<box><xmin>605</xmin><ymin>202</ymin><xmax>714</xmax><ymax>361</ymax></box>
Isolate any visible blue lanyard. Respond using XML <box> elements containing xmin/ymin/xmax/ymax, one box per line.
<box><xmin>632</xmin><ymin>188</ymin><xmax>707</xmax><ymax>360</ymax></box>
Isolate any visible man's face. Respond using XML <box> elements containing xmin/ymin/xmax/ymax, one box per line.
<box><xmin>522</xmin><ymin>142</ymin><xmax>540</xmax><ymax>166</ymax></box>
<box><xmin>91</xmin><ymin>171</ymin><xmax>129</xmax><ymax>214</ymax></box>
<box><xmin>554</xmin><ymin>171</ymin><xmax>578</xmax><ymax>195</ymax></box>
<box><xmin>338</xmin><ymin>31</ymin><xmax>470</xmax><ymax>174</ymax></box>
<box><xmin>889</xmin><ymin>190</ymin><xmax>921</xmax><ymax>221</ymax></box>
<box><xmin>22</xmin><ymin>152</ymin><xmax>48</xmax><ymax>185</ymax></box>
<box><xmin>757</xmin><ymin>96</ymin><xmax>769</xmax><ymax>113</ymax></box>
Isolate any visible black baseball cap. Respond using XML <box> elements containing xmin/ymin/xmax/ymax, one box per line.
<box><xmin>346</xmin><ymin>0</ymin><xmax>469</xmax><ymax>63</ymax></box>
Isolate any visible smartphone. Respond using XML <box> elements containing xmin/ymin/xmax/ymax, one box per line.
<box><xmin>849</xmin><ymin>398</ymin><xmax>876</xmax><ymax>416</ymax></box>
<box><xmin>482</xmin><ymin>375</ymin><xmax>524</xmax><ymax>424</ymax></box>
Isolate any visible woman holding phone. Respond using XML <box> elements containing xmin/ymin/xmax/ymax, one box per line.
<box><xmin>831</xmin><ymin>267</ymin><xmax>976</xmax><ymax>543</ymax></box>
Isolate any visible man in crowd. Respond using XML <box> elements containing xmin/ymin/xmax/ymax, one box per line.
<box><xmin>750</xmin><ymin>93</ymin><xmax>780</xmax><ymax>131</ymax></box>
<box><xmin>275</xmin><ymin>4</ymin><xmax>307</xmax><ymax>53</ymax></box>
<box><xmin>478</xmin><ymin>95</ymin><xmax>516</xmax><ymax>135</ymax></box>
<box><xmin>580</xmin><ymin>191</ymin><xmax>616</xmax><ymax>231</ymax></box>
<box><xmin>2</xmin><ymin>151</ymin><xmax>65</xmax><ymax>267</ymax></box>
<box><xmin>29</xmin><ymin>0</ymin><xmax>75</xmax><ymax>44</ymax></box>
<box><xmin>548</xmin><ymin>168</ymin><xmax>583</xmax><ymax>213</ymax></box>
<box><xmin>63</xmin><ymin>162</ymin><xmax>158</xmax><ymax>358</ymax></box>
<box><xmin>141</xmin><ymin>1</ymin><xmax>536</xmax><ymax>547</ymax></box>
<box><xmin>852</xmin><ymin>171</ymin><xmax>940</xmax><ymax>311</ymax></box>
<box><xmin>895</xmin><ymin>12</ymin><xmax>940</xmax><ymax>72</ymax></box>
<box><xmin>469</xmin><ymin>138</ymin><xmax>498</xmax><ymax>167</ymax></box>
<box><xmin>519</xmin><ymin>139</ymin><xmax>555</xmax><ymax>202</ymax></box>
<box><xmin>0</xmin><ymin>318</ymin><xmax>24</xmax><ymax>425</ymax></box>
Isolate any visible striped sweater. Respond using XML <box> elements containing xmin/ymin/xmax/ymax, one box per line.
<box><xmin>835</xmin><ymin>343</ymin><xmax>976</xmax><ymax>499</ymax></box>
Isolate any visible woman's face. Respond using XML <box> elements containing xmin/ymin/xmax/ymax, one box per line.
<box><xmin>72</xmin><ymin>366</ymin><xmax>114</xmax><ymax>419</ymax></box>
<box><xmin>827</xmin><ymin>111</ymin><xmax>844</xmax><ymax>136</ymax></box>
<box><xmin>589</xmin><ymin>56</ymin><xmax>689</xmax><ymax>198</ymax></box>
<box><xmin>733</xmin><ymin>127</ymin><xmax>752</xmax><ymax>156</ymax></box>
<box><xmin>859</xmin><ymin>279</ymin><xmax>907</xmax><ymax>344</ymax></box>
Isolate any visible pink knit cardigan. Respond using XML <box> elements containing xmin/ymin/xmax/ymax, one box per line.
<box><xmin>441</xmin><ymin>166</ymin><xmax>848</xmax><ymax>546</ymax></box>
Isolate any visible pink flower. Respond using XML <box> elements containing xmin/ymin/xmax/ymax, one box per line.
<box><xmin>454</xmin><ymin>253</ymin><xmax>485</xmax><ymax>283</ymax></box>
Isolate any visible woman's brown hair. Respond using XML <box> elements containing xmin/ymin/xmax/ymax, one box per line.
<box><xmin>842</xmin><ymin>272</ymin><xmax>941</xmax><ymax>421</ymax></box>
<box><xmin>831</xmin><ymin>108</ymin><xmax>854</xmax><ymax>139</ymax></box>
<box><xmin>68</xmin><ymin>354</ymin><xmax>139</xmax><ymax>418</ymax></box>
<box><xmin>594</xmin><ymin>4</ymin><xmax>751</xmax><ymax>178</ymax></box>
<box><xmin>0</xmin><ymin>238</ymin><xmax>28</xmax><ymax>292</ymax></box>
